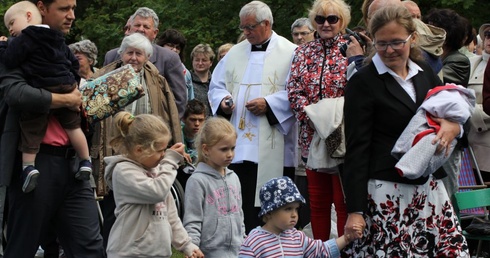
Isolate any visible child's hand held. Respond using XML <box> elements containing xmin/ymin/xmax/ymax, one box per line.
<box><xmin>351</xmin><ymin>223</ymin><xmax>364</xmax><ymax>240</ymax></box>
<box><xmin>170</xmin><ymin>142</ymin><xmax>185</xmax><ymax>155</ymax></box>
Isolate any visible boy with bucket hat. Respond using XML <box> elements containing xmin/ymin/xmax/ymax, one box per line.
<box><xmin>239</xmin><ymin>176</ymin><xmax>363</xmax><ymax>257</ymax></box>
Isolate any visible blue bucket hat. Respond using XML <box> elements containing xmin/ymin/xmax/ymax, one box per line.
<box><xmin>258</xmin><ymin>176</ymin><xmax>305</xmax><ymax>217</ymax></box>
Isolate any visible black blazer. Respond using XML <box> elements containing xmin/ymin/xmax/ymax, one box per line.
<box><xmin>342</xmin><ymin>60</ymin><xmax>444</xmax><ymax>213</ymax></box>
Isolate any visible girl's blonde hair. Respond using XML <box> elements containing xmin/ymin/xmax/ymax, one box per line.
<box><xmin>110</xmin><ymin>111</ymin><xmax>171</xmax><ymax>157</ymax></box>
<box><xmin>196</xmin><ymin>117</ymin><xmax>236</xmax><ymax>163</ymax></box>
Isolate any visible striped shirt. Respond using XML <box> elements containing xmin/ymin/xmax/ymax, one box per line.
<box><xmin>239</xmin><ymin>227</ymin><xmax>340</xmax><ymax>258</ymax></box>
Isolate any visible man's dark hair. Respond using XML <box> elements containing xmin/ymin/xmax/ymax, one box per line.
<box><xmin>423</xmin><ymin>8</ymin><xmax>468</xmax><ymax>51</ymax></box>
<box><xmin>183</xmin><ymin>99</ymin><xmax>206</xmax><ymax>118</ymax></box>
<box><xmin>157</xmin><ymin>29</ymin><xmax>187</xmax><ymax>62</ymax></box>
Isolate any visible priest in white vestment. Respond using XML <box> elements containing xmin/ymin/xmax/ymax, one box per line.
<box><xmin>208</xmin><ymin>0</ymin><xmax>298</xmax><ymax>233</ymax></box>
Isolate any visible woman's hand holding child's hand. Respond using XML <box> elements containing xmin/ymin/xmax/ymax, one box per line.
<box><xmin>344</xmin><ymin>213</ymin><xmax>365</xmax><ymax>242</ymax></box>
<box><xmin>345</xmin><ymin>223</ymin><xmax>364</xmax><ymax>242</ymax></box>
<box><xmin>337</xmin><ymin>222</ymin><xmax>364</xmax><ymax>250</ymax></box>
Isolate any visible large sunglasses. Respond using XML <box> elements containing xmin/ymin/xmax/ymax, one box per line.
<box><xmin>314</xmin><ymin>15</ymin><xmax>340</xmax><ymax>25</ymax></box>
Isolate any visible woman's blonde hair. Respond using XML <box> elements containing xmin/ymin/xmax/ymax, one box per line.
<box><xmin>110</xmin><ymin>111</ymin><xmax>171</xmax><ymax>157</ymax></box>
<box><xmin>308</xmin><ymin>0</ymin><xmax>351</xmax><ymax>33</ymax></box>
<box><xmin>367</xmin><ymin>5</ymin><xmax>422</xmax><ymax>62</ymax></box>
<box><xmin>217</xmin><ymin>43</ymin><xmax>234</xmax><ymax>61</ymax></box>
<box><xmin>191</xmin><ymin>43</ymin><xmax>215</xmax><ymax>62</ymax></box>
<box><xmin>196</xmin><ymin>117</ymin><xmax>236</xmax><ymax>163</ymax></box>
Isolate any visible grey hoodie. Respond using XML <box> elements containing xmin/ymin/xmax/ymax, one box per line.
<box><xmin>183</xmin><ymin>162</ymin><xmax>245</xmax><ymax>257</ymax></box>
<box><xmin>104</xmin><ymin>151</ymin><xmax>198</xmax><ymax>258</ymax></box>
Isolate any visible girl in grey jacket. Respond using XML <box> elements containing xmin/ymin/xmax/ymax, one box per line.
<box><xmin>104</xmin><ymin>112</ymin><xmax>203</xmax><ymax>258</ymax></box>
<box><xmin>183</xmin><ymin>117</ymin><xmax>246</xmax><ymax>257</ymax></box>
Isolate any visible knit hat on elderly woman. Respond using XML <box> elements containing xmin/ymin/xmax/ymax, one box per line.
<box><xmin>258</xmin><ymin>176</ymin><xmax>305</xmax><ymax>217</ymax></box>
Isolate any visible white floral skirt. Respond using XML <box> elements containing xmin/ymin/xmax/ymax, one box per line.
<box><xmin>344</xmin><ymin>176</ymin><xmax>469</xmax><ymax>257</ymax></box>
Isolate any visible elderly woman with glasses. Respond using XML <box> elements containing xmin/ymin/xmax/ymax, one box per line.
<box><xmin>69</xmin><ymin>39</ymin><xmax>98</xmax><ymax>82</ymax></box>
<box><xmin>286</xmin><ymin>0</ymin><xmax>350</xmax><ymax>242</ymax></box>
<box><xmin>342</xmin><ymin>5</ymin><xmax>469</xmax><ymax>256</ymax></box>
<box><xmin>90</xmin><ymin>33</ymin><xmax>183</xmax><ymax>246</ymax></box>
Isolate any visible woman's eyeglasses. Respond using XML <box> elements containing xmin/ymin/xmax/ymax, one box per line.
<box><xmin>314</xmin><ymin>15</ymin><xmax>340</xmax><ymax>25</ymax></box>
<box><xmin>373</xmin><ymin>34</ymin><xmax>412</xmax><ymax>51</ymax></box>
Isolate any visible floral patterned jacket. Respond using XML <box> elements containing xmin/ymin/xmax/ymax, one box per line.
<box><xmin>287</xmin><ymin>34</ymin><xmax>349</xmax><ymax>158</ymax></box>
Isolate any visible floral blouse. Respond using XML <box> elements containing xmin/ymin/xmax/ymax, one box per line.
<box><xmin>287</xmin><ymin>34</ymin><xmax>349</xmax><ymax>159</ymax></box>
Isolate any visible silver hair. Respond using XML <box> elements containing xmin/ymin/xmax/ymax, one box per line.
<box><xmin>291</xmin><ymin>17</ymin><xmax>314</xmax><ymax>33</ymax></box>
<box><xmin>130</xmin><ymin>7</ymin><xmax>159</xmax><ymax>29</ymax></box>
<box><xmin>68</xmin><ymin>39</ymin><xmax>98</xmax><ymax>66</ymax></box>
<box><xmin>239</xmin><ymin>1</ymin><xmax>273</xmax><ymax>26</ymax></box>
<box><xmin>117</xmin><ymin>33</ymin><xmax>154</xmax><ymax>58</ymax></box>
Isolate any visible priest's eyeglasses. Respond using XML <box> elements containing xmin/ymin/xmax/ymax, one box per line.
<box><xmin>239</xmin><ymin>21</ymin><xmax>264</xmax><ymax>31</ymax></box>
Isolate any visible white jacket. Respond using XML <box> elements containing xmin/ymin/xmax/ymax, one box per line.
<box><xmin>304</xmin><ymin>97</ymin><xmax>345</xmax><ymax>169</ymax></box>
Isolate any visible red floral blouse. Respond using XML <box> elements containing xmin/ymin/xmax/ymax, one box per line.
<box><xmin>287</xmin><ymin>34</ymin><xmax>349</xmax><ymax>159</ymax></box>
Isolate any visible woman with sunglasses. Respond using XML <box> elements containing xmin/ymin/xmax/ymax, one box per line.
<box><xmin>342</xmin><ymin>5</ymin><xmax>469</xmax><ymax>257</ymax></box>
<box><xmin>287</xmin><ymin>0</ymin><xmax>350</xmax><ymax>242</ymax></box>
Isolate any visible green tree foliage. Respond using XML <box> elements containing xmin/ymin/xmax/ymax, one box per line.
<box><xmin>0</xmin><ymin>0</ymin><xmax>17</xmax><ymax>26</ymax></box>
<box><xmin>0</xmin><ymin>0</ymin><xmax>486</xmax><ymax>68</ymax></box>
<box><xmin>72</xmin><ymin>0</ymin><xmax>312</xmax><ymax>67</ymax></box>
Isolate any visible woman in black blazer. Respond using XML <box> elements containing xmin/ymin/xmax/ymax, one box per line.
<box><xmin>342</xmin><ymin>5</ymin><xmax>469</xmax><ymax>257</ymax></box>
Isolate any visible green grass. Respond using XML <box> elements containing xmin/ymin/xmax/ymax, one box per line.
<box><xmin>171</xmin><ymin>247</ymin><xmax>184</xmax><ymax>258</ymax></box>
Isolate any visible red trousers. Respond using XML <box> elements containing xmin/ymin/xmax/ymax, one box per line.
<box><xmin>306</xmin><ymin>169</ymin><xmax>347</xmax><ymax>241</ymax></box>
